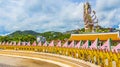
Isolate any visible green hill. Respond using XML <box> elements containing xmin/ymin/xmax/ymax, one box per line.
<box><xmin>8</xmin><ymin>30</ymin><xmax>39</xmax><ymax>37</ymax></box>
<box><xmin>0</xmin><ymin>30</ymin><xmax>70</xmax><ymax>42</ymax></box>
<box><xmin>0</xmin><ymin>27</ymin><xmax>117</xmax><ymax>43</ymax></box>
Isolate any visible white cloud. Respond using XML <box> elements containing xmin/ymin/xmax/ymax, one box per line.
<box><xmin>119</xmin><ymin>24</ymin><xmax>120</xmax><ymax>28</ymax></box>
<box><xmin>0</xmin><ymin>0</ymin><xmax>84</xmax><ymax>34</ymax></box>
<box><xmin>0</xmin><ymin>0</ymin><xmax>119</xmax><ymax>35</ymax></box>
<box><xmin>95</xmin><ymin>0</ymin><xmax>120</xmax><ymax>28</ymax></box>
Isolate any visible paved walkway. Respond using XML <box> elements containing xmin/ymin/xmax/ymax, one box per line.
<box><xmin>0</xmin><ymin>55</ymin><xmax>60</xmax><ymax>67</ymax></box>
<box><xmin>0</xmin><ymin>50</ymin><xmax>100</xmax><ymax>67</ymax></box>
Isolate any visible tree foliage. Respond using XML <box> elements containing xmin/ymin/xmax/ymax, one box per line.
<box><xmin>0</xmin><ymin>28</ymin><xmax>116</xmax><ymax>43</ymax></box>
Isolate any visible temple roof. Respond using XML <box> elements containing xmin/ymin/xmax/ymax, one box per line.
<box><xmin>69</xmin><ymin>32</ymin><xmax>120</xmax><ymax>41</ymax></box>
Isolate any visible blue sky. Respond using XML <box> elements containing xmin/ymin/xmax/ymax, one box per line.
<box><xmin>0</xmin><ymin>0</ymin><xmax>120</xmax><ymax>35</ymax></box>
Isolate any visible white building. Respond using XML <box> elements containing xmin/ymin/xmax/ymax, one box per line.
<box><xmin>37</xmin><ymin>36</ymin><xmax>46</xmax><ymax>43</ymax></box>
